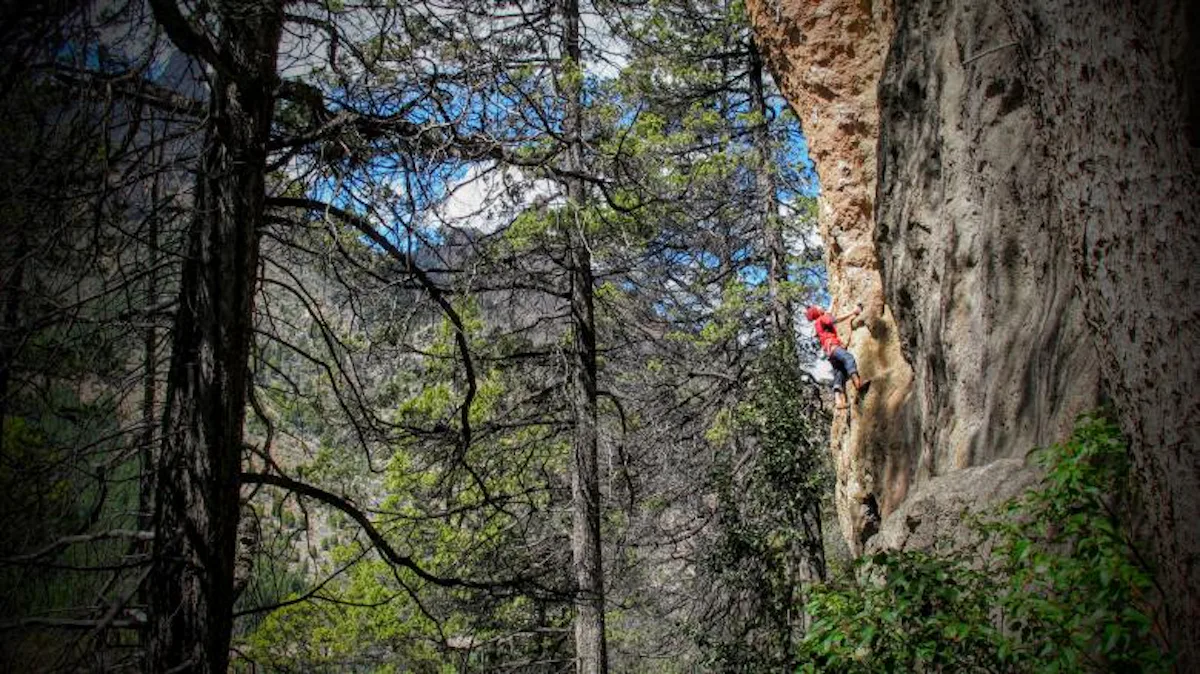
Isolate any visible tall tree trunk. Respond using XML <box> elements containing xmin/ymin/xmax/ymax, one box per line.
<box><xmin>749</xmin><ymin>41</ymin><xmax>796</xmax><ymax>355</ymax></box>
<box><xmin>749</xmin><ymin>41</ymin><xmax>826</xmax><ymax>645</ymax></box>
<box><xmin>560</xmin><ymin>0</ymin><xmax>607</xmax><ymax>671</ymax></box>
<box><xmin>147</xmin><ymin>1</ymin><xmax>282</xmax><ymax>671</ymax></box>
<box><xmin>568</xmin><ymin>221</ymin><xmax>606</xmax><ymax>674</ymax></box>
<box><xmin>135</xmin><ymin>146</ymin><xmax>162</xmax><ymax>658</ymax></box>
<box><xmin>139</xmin><ymin>177</ymin><xmax>159</xmax><ymax>535</ymax></box>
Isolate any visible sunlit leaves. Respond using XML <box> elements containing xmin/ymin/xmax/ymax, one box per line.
<box><xmin>798</xmin><ymin>412</ymin><xmax>1170</xmax><ymax>673</ymax></box>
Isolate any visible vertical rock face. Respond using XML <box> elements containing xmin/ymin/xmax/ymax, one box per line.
<box><xmin>876</xmin><ymin>0</ymin><xmax>1102</xmax><ymax>485</ymax></box>
<box><xmin>748</xmin><ymin>0</ymin><xmax>1199</xmax><ymax>664</ymax></box>
<box><xmin>744</xmin><ymin>0</ymin><xmax>919</xmax><ymax>559</ymax></box>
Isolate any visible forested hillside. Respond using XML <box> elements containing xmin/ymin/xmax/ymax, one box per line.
<box><xmin>0</xmin><ymin>1</ymin><xmax>834</xmax><ymax>671</ymax></box>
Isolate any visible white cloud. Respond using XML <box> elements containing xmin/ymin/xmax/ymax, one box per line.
<box><xmin>432</xmin><ymin>162</ymin><xmax>560</xmax><ymax>234</ymax></box>
<box><xmin>582</xmin><ymin>4</ymin><xmax>630</xmax><ymax>80</ymax></box>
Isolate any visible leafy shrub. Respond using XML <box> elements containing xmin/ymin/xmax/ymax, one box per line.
<box><xmin>798</xmin><ymin>412</ymin><xmax>1170</xmax><ymax>673</ymax></box>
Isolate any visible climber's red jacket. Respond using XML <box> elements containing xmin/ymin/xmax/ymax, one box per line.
<box><xmin>809</xmin><ymin>308</ymin><xmax>842</xmax><ymax>356</ymax></box>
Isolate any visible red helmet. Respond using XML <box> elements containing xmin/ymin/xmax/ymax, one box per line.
<box><xmin>805</xmin><ymin>306</ymin><xmax>823</xmax><ymax>321</ymax></box>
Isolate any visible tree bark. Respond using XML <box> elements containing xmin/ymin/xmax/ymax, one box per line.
<box><xmin>568</xmin><ymin>220</ymin><xmax>606</xmax><ymax>674</ymax></box>
<box><xmin>750</xmin><ymin>42</ymin><xmax>795</xmax><ymax>350</ymax></box>
<box><xmin>560</xmin><ymin>0</ymin><xmax>607</xmax><ymax>671</ymax></box>
<box><xmin>0</xmin><ymin>235</ymin><xmax>25</xmax><ymax>457</ymax></box>
<box><xmin>135</xmin><ymin>141</ymin><xmax>163</xmax><ymax>657</ymax></box>
<box><xmin>147</xmin><ymin>1</ymin><xmax>283</xmax><ymax>671</ymax></box>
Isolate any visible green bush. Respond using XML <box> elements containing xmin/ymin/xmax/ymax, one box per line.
<box><xmin>797</xmin><ymin>412</ymin><xmax>1170</xmax><ymax>673</ymax></box>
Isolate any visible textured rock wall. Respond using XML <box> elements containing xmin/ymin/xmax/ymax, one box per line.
<box><xmin>876</xmin><ymin>0</ymin><xmax>1101</xmax><ymax>485</ymax></box>
<box><xmin>748</xmin><ymin>0</ymin><xmax>1199</xmax><ymax>663</ymax></box>
<box><xmin>744</xmin><ymin>0</ymin><xmax>1097</xmax><ymax>555</ymax></box>
<box><xmin>1002</xmin><ymin>1</ymin><xmax>1200</xmax><ymax>661</ymax></box>
<box><xmin>865</xmin><ymin>458</ymin><xmax>1038</xmax><ymax>554</ymax></box>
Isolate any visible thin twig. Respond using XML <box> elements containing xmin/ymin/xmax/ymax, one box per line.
<box><xmin>3</xmin><ymin>530</ymin><xmax>154</xmax><ymax>564</ymax></box>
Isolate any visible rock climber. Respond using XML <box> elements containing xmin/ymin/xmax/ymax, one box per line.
<box><xmin>805</xmin><ymin>303</ymin><xmax>870</xmax><ymax>410</ymax></box>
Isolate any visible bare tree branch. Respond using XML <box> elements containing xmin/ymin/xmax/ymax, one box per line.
<box><xmin>2</xmin><ymin>530</ymin><xmax>155</xmax><ymax>564</ymax></box>
<box><xmin>267</xmin><ymin>196</ymin><xmax>480</xmax><ymax>456</ymax></box>
<box><xmin>240</xmin><ymin>471</ymin><xmax>531</xmax><ymax>592</ymax></box>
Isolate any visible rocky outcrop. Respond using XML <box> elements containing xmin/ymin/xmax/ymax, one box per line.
<box><xmin>748</xmin><ymin>0</ymin><xmax>1199</xmax><ymax>665</ymax></box>
<box><xmin>864</xmin><ymin>458</ymin><xmax>1037</xmax><ymax>554</ymax></box>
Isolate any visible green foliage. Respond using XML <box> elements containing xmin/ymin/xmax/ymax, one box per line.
<box><xmin>798</xmin><ymin>412</ymin><xmax>1169</xmax><ymax>673</ymax></box>
<box><xmin>748</xmin><ymin>343</ymin><xmax>831</xmax><ymax>502</ymax></box>
<box><xmin>239</xmin><ymin>288</ymin><xmax>573</xmax><ymax>671</ymax></box>
<box><xmin>984</xmin><ymin>414</ymin><xmax>1168</xmax><ymax>672</ymax></box>
<box><xmin>241</xmin><ymin>553</ymin><xmax>466</xmax><ymax>671</ymax></box>
<box><xmin>700</xmin><ymin>342</ymin><xmax>830</xmax><ymax>669</ymax></box>
<box><xmin>800</xmin><ymin>550</ymin><xmax>1005</xmax><ymax>673</ymax></box>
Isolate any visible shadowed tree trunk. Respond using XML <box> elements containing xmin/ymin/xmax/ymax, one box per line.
<box><xmin>560</xmin><ymin>0</ymin><xmax>606</xmax><ymax>671</ymax></box>
<box><xmin>0</xmin><ymin>235</ymin><xmax>25</xmax><ymax>457</ymax></box>
<box><xmin>146</xmin><ymin>0</ymin><xmax>283</xmax><ymax>671</ymax></box>
<box><xmin>750</xmin><ymin>42</ymin><xmax>795</xmax><ymax>349</ymax></box>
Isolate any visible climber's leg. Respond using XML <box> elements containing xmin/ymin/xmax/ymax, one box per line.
<box><xmin>831</xmin><ymin>361</ymin><xmax>849</xmax><ymax>409</ymax></box>
<box><xmin>832</xmin><ymin>347</ymin><xmax>870</xmax><ymax>402</ymax></box>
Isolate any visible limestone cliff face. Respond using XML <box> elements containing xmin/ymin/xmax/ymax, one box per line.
<box><xmin>748</xmin><ymin>0</ymin><xmax>1199</xmax><ymax>664</ymax></box>
<box><xmin>742</xmin><ymin>0</ymin><xmax>917</xmax><ymax>558</ymax></box>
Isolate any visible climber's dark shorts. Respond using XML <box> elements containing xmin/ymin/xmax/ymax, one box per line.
<box><xmin>829</xmin><ymin>347</ymin><xmax>858</xmax><ymax>392</ymax></box>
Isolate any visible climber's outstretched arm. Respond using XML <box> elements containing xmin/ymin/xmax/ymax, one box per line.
<box><xmin>832</xmin><ymin>304</ymin><xmax>863</xmax><ymax>324</ymax></box>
